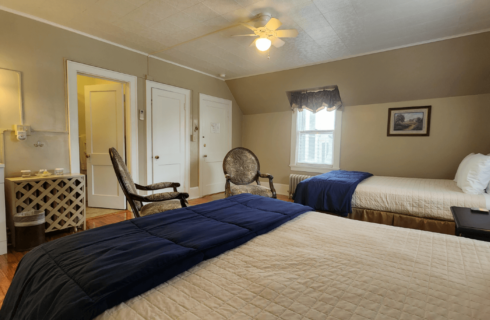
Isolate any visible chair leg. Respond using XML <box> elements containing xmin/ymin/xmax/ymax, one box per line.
<box><xmin>180</xmin><ymin>198</ymin><xmax>188</xmax><ymax>208</ymax></box>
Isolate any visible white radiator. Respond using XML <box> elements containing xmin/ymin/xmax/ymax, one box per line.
<box><xmin>289</xmin><ymin>174</ymin><xmax>313</xmax><ymax>198</ymax></box>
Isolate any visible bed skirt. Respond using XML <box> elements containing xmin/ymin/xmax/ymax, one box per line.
<box><xmin>348</xmin><ymin>208</ymin><xmax>456</xmax><ymax>235</ymax></box>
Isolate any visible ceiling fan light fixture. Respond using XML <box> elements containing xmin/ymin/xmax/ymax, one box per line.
<box><xmin>256</xmin><ymin>38</ymin><xmax>271</xmax><ymax>51</ymax></box>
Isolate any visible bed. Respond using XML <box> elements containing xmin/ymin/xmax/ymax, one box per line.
<box><xmin>350</xmin><ymin>176</ymin><xmax>490</xmax><ymax>234</ymax></box>
<box><xmin>295</xmin><ymin>172</ymin><xmax>490</xmax><ymax>235</ymax></box>
<box><xmin>2</xmin><ymin>194</ymin><xmax>490</xmax><ymax>320</ymax></box>
<box><xmin>101</xmin><ymin>212</ymin><xmax>490</xmax><ymax>319</ymax></box>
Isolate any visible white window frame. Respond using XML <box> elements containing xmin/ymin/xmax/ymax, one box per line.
<box><xmin>289</xmin><ymin>108</ymin><xmax>342</xmax><ymax>173</ymax></box>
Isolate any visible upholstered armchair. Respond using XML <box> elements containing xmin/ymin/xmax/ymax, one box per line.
<box><xmin>109</xmin><ymin>148</ymin><xmax>189</xmax><ymax>218</ymax></box>
<box><xmin>222</xmin><ymin>147</ymin><xmax>276</xmax><ymax>199</ymax></box>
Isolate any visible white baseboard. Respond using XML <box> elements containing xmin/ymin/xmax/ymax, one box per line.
<box><xmin>273</xmin><ymin>183</ymin><xmax>289</xmax><ymax>196</ymax></box>
<box><xmin>259</xmin><ymin>180</ymin><xmax>289</xmax><ymax>196</ymax></box>
<box><xmin>189</xmin><ymin>187</ymin><xmax>200</xmax><ymax>199</ymax></box>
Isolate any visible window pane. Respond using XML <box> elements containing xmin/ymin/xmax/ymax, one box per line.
<box><xmin>297</xmin><ymin>108</ymin><xmax>335</xmax><ymax>131</ymax></box>
<box><xmin>298</xmin><ymin>132</ymin><xmax>334</xmax><ymax>165</ymax></box>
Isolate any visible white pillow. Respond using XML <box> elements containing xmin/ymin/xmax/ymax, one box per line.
<box><xmin>457</xmin><ymin>153</ymin><xmax>490</xmax><ymax>195</ymax></box>
<box><xmin>454</xmin><ymin>153</ymin><xmax>475</xmax><ymax>182</ymax></box>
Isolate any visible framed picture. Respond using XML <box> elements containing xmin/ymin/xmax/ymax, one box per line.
<box><xmin>387</xmin><ymin>106</ymin><xmax>431</xmax><ymax>136</ymax></box>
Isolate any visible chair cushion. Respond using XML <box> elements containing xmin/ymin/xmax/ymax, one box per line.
<box><xmin>229</xmin><ymin>184</ymin><xmax>273</xmax><ymax>198</ymax></box>
<box><xmin>140</xmin><ymin>200</ymin><xmax>182</xmax><ymax>217</ymax></box>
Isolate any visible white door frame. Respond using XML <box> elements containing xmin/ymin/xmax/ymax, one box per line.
<box><xmin>66</xmin><ymin>60</ymin><xmax>139</xmax><ymax>183</ymax></box>
<box><xmin>146</xmin><ymin>81</ymin><xmax>191</xmax><ymax>193</ymax></box>
<box><xmin>199</xmin><ymin>93</ymin><xmax>232</xmax><ymax>197</ymax></box>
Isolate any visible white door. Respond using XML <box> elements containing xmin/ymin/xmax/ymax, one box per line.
<box><xmin>151</xmin><ymin>88</ymin><xmax>186</xmax><ymax>192</ymax></box>
<box><xmin>85</xmin><ymin>83</ymin><xmax>126</xmax><ymax>209</ymax></box>
<box><xmin>199</xmin><ymin>94</ymin><xmax>232</xmax><ymax>196</ymax></box>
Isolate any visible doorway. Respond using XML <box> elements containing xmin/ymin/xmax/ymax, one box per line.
<box><xmin>146</xmin><ymin>81</ymin><xmax>190</xmax><ymax>194</ymax></box>
<box><xmin>77</xmin><ymin>75</ymin><xmax>126</xmax><ymax>211</ymax></box>
<box><xmin>199</xmin><ymin>94</ymin><xmax>232</xmax><ymax>197</ymax></box>
<box><xmin>67</xmin><ymin>61</ymin><xmax>139</xmax><ymax>215</ymax></box>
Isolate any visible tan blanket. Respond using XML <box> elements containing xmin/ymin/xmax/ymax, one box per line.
<box><xmin>97</xmin><ymin>212</ymin><xmax>490</xmax><ymax>320</ymax></box>
<box><xmin>352</xmin><ymin>176</ymin><xmax>490</xmax><ymax>221</ymax></box>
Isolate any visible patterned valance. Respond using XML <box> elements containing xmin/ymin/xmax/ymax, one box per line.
<box><xmin>290</xmin><ymin>87</ymin><xmax>343</xmax><ymax>113</ymax></box>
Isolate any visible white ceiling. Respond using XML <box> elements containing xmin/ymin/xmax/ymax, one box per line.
<box><xmin>1</xmin><ymin>0</ymin><xmax>490</xmax><ymax>79</ymax></box>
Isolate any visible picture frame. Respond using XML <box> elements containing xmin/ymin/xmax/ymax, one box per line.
<box><xmin>387</xmin><ymin>106</ymin><xmax>431</xmax><ymax>136</ymax></box>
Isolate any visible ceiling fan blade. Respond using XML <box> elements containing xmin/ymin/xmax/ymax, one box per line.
<box><xmin>249</xmin><ymin>38</ymin><xmax>258</xmax><ymax>47</ymax></box>
<box><xmin>265</xmin><ymin>18</ymin><xmax>282</xmax><ymax>31</ymax></box>
<box><xmin>233</xmin><ymin>34</ymin><xmax>258</xmax><ymax>37</ymax></box>
<box><xmin>275</xmin><ymin>29</ymin><xmax>299</xmax><ymax>38</ymax></box>
<box><xmin>242</xmin><ymin>23</ymin><xmax>257</xmax><ymax>31</ymax></box>
<box><xmin>270</xmin><ymin>36</ymin><xmax>285</xmax><ymax>48</ymax></box>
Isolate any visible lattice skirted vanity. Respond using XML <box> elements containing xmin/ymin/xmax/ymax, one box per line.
<box><xmin>5</xmin><ymin>174</ymin><xmax>86</xmax><ymax>248</ymax></box>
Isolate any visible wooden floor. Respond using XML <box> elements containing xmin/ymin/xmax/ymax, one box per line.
<box><xmin>0</xmin><ymin>193</ymin><xmax>291</xmax><ymax>308</ymax></box>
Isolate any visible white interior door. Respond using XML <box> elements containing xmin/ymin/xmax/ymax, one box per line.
<box><xmin>199</xmin><ymin>94</ymin><xmax>232</xmax><ymax>196</ymax></box>
<box><xmin>85</xmin><ymin>83</ymin><xmax>126</xmax><ymax>209</ymax></box>
<box><xmin>151</xmin><ymin>88</ymin><xmax>186</xmax><ymax>192</ymax></box>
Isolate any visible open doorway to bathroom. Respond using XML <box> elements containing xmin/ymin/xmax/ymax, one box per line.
<box><xmin>77</xmin><ymin>74</ymin><xmax>127</xmax><ymax>218</ymax></box>
<box><xmin>66</xmin><ymin>61</ymin><xmax>139</xmax><ymax>221</ymax></box>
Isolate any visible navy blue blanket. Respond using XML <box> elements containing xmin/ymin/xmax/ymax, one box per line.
<box><xmin>0</xmin><ymin>194</ymin><xmax>312</xmax><ymax>320</ymax></box>
<box><xmin>294</xmin><ymin>170</ymin><xmax>372</xmax><ymax>216</ymax></box>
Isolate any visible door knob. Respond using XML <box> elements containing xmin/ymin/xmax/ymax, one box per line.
<box><xmin>85</xmin><ymin>154</ymin><xmax>90</xmax><ymax>158</ymax></box>
<box><xmin>203</xmin><ymin>155</ymin><xmax>207</xmax><ymax>158</ymax></box>
<box><xmin>155</xmin><ymin>156</ymin><xmax>160</xmax><ymax>159</ymax></box>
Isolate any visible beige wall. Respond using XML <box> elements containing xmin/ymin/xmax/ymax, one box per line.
<box><xmin>0</xmin><ymin>10</ymin><xmax>242</xmax><ymax>187</ymax></box>
<box><xmin>227</xmin><ymin>31</ymin><xmax>490</xmax><ymax>115</ymax></box>
<box><xmin>243</xmin><ymin>94</ymin><xmax>490</xmax><ymax>185</ymax></box>
<box><xmin>235</xmin><ymin>31</ymin><xmax>490</xmax><ymax>186</ymax></box>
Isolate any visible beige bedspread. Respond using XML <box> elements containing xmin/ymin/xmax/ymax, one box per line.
<box><xmin>352</xmin><ymin>176</ymin><xmax>490</xmax><ymax>221</ymax></box>
<box><xmin>97</xmin><ymin>212</ymin><xmax>490</xmax><ymax>320</ymax></box>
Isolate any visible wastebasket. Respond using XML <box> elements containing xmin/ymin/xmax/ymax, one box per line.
<box><xmin>14</xmin><ymin>210</ymin><xmax>46</xmax><ymax>251</ymax></box>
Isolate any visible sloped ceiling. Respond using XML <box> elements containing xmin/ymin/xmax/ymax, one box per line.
<box><xmin>0</xmin><ymin>0</ymin><xmax>489</xmax><ymax>79</ymax></box>
<box><xmin>226</xmin><ymin>31</ymin><xmax>490</xmax><ymax>115</ymax></box>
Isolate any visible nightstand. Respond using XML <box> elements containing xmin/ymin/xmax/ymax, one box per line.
<box><xmin>451</xmin><ymin>206</ymin><xmax>490</xmax><ymax>241</ymax></box>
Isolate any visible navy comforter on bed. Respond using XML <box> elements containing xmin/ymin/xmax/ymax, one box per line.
<box><xmin>294</xmin><ymin>170</ymin><xmax>372</xmax><ymax>216</ymax></box>
<box><xmin>0</xmin><ymin>194</ymin><xmax>312</xmax><ymax>320</ymax></box>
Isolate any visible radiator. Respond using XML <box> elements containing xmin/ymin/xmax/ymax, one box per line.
<box><xmin>288</xmin><ymin>174</ymin><xmax>313</xmax><ymax>198</ymax></box>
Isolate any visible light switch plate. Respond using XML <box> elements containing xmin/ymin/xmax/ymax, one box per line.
<box><xmin>191</xmin><ymin>119</ymin><xmax>198</xmax><ymax>141</ymax></box>
<box><xmin>13</xmin><ymin>124</ymin><xmax>27</xmax><ymax>140</ymax></box>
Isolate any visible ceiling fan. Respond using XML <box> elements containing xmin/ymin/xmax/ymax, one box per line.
<box><xmin>233</xmin><ymin>14</ymin><xmax>299</xmax><ymax>52</ymax></box>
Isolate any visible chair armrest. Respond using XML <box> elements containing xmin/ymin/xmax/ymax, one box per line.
<box><xmin>259</xmin><ymin>173</ymin><xmax>273</xmax><ymax>179</ymax></box>
<box><xmin>135</xmin><ymin>182</ymin><xmax>180</xmax><ymax>191</ymax></box>
<box><xmin>225</xmin><ymin>174</ymin><xmax>231</xmax><ymax>180</ymax></box>
<box><xmin>257</xmin><ymin>171</ymin><xmax>276</xmax><ymax>199</ymax></box>
<box><xmin>128</xmin><ymin>191</ymin><xmax>189</xmax><ymax>203</ymax></box>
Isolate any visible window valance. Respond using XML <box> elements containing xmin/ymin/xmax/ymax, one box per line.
<box><xmin>290</xmin><ymin>87</ymin><xmax>343</xmax><ymax>113</ymax></box>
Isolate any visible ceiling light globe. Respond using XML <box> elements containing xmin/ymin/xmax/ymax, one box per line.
<box><xmin>256</xmin><ymin>38</ymin><xmax>272</xmax><ymax>51</ymax></box>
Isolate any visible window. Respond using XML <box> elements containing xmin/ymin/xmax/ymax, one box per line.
<box><xmin>290</xmin><ymin>108</ymin><xmax>342</xmax><ymax>173</ymax></box>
